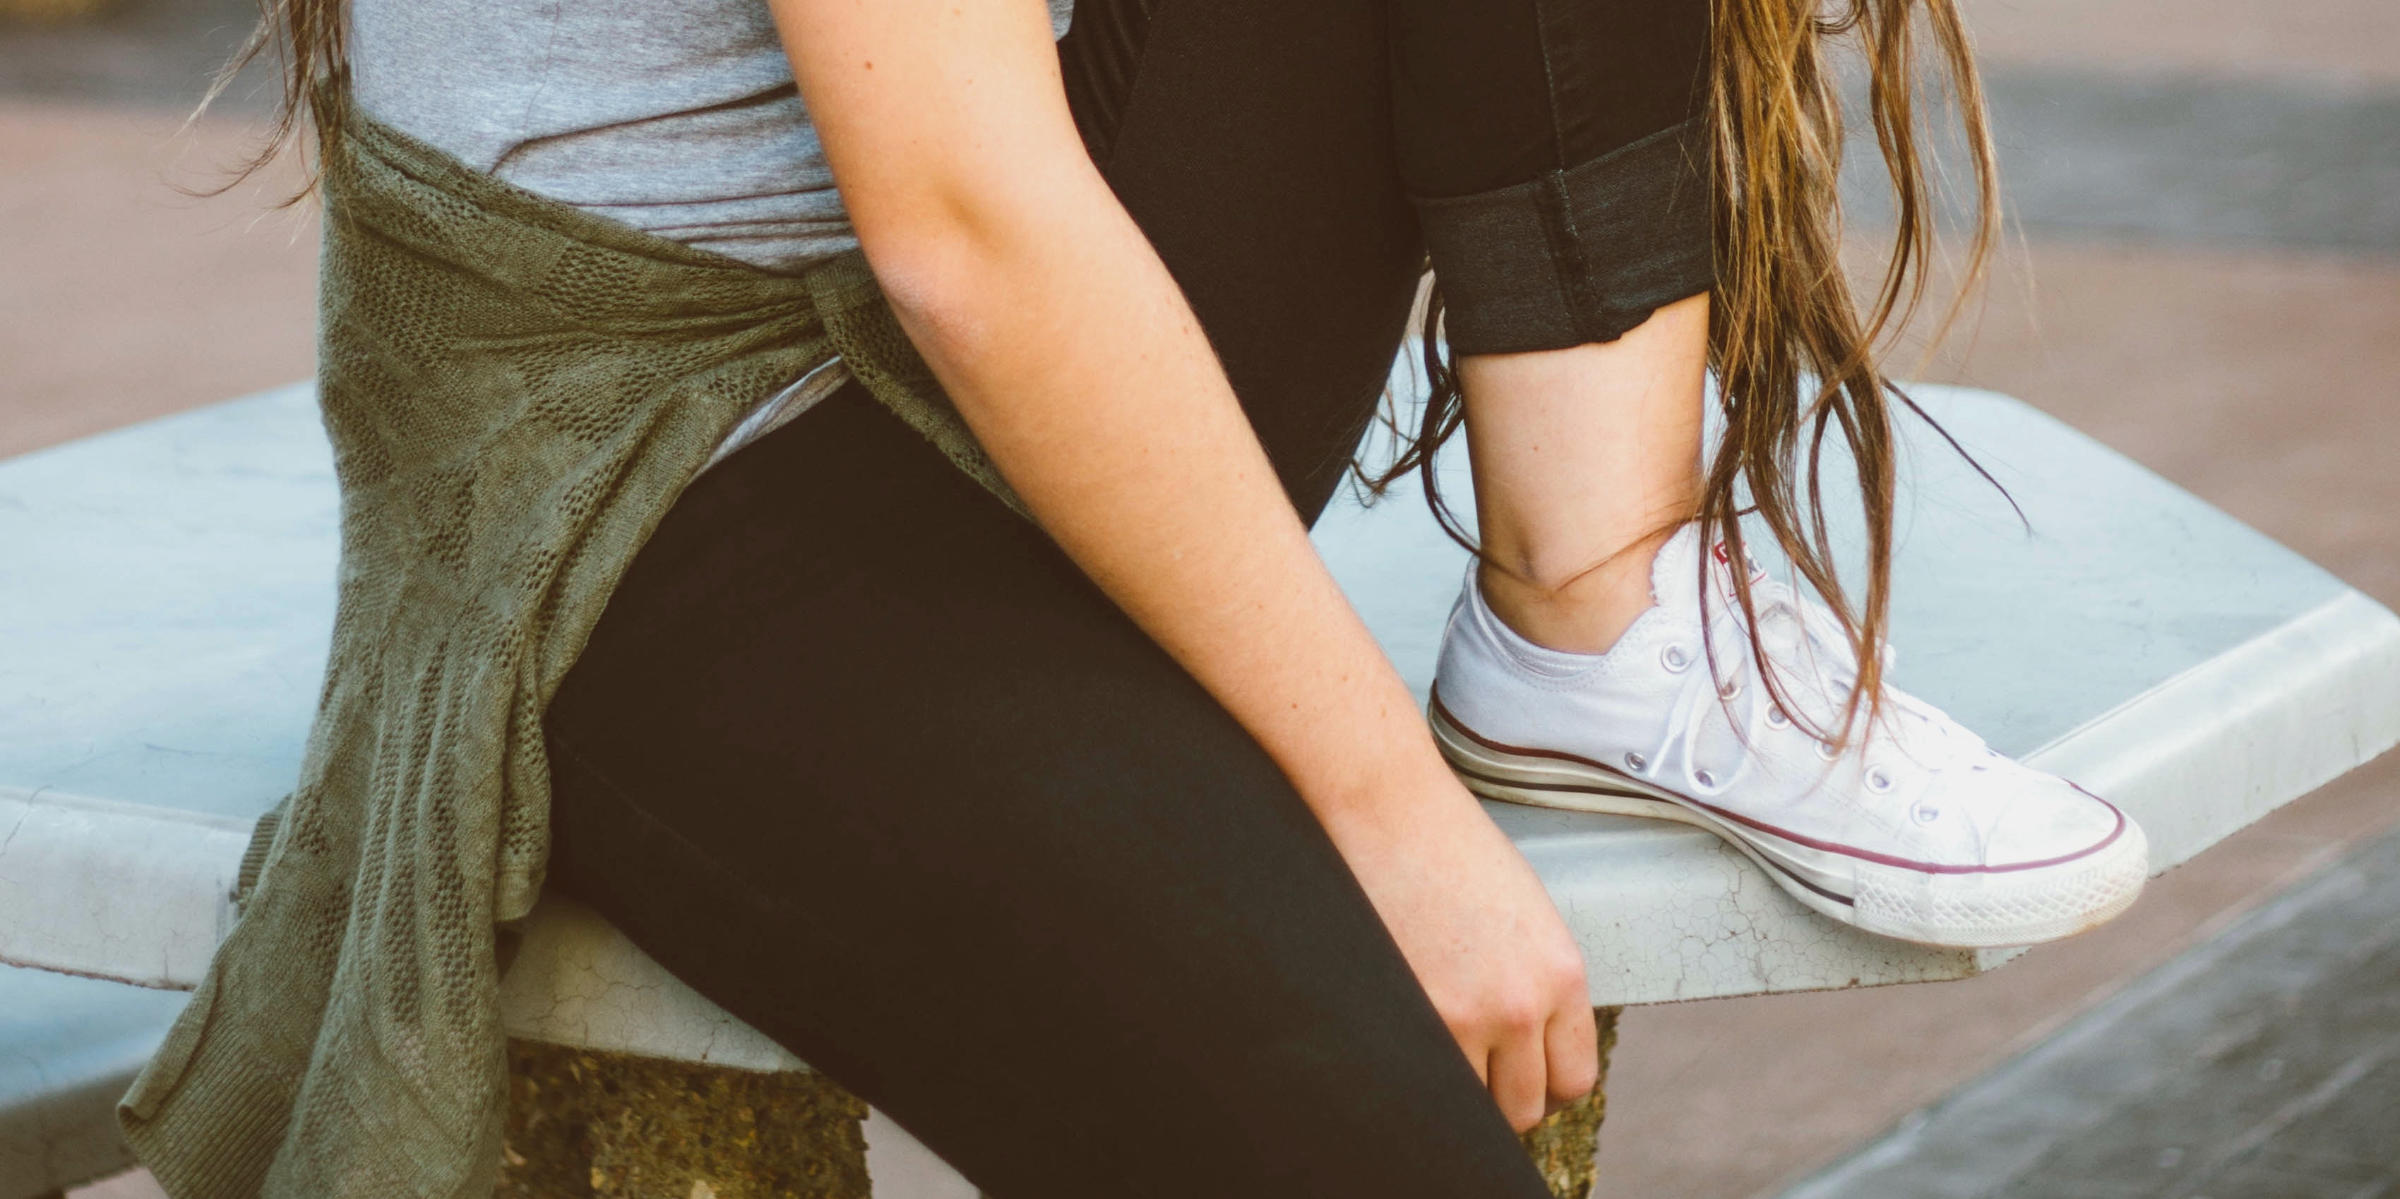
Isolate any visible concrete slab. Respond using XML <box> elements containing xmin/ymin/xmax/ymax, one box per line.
<box><xmin>6</xmin><ymin>376</ymin><xmax>2396</xmax><ymax>1024</ymax></box>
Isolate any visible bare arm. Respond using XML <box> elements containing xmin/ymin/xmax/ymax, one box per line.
<box><xmin>767</xmin><ymin>0</ymin><xmax>1594</xmax><ymax>1129</ymax></box>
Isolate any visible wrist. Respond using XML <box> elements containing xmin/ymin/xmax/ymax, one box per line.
<box><xmin>1293</xmin><ymin>724</ymin><xmax>1481</xmax><ymax>850</ymax></box>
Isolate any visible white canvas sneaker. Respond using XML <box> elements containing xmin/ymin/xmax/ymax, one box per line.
<box><xmin>1428</xmin><ymin>522</ymin><xmax>2148</xmax><ymax>949</ymax></box>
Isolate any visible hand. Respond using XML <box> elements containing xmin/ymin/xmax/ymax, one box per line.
<box><xmin>1322</xmin><ymin>768</ymin><xmax>1599</xmax><ymax>1133</ymax></box>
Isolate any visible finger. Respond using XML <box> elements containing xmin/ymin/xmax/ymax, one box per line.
<box><xmin>1544</xmin><ymin>1003</ymin><xmax>1601</xmax><ymax>1110</ymax></box>
<box><xmin>1486</xmin><ymin>1024</ymin><xmax>1549</xmax><ymax>1134</ymax></box>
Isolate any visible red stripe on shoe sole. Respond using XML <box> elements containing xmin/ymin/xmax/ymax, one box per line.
<box><xmin>1444</xmin><ymin>759</ymin><xmax>1860</xmax><ymax>908</ymax></box>
<box><xmin>1429</xmin><ymin>684</ymin><xmax>2127</xmax><ymax>876</ymax></box>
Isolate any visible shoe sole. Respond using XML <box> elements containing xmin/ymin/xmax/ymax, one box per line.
<box><xmin>1427</xmin><ymin>693</ymin><xmax>2148</xmax><ymax>950</ymax></box>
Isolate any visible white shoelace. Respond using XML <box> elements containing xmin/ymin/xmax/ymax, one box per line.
<box><xmin>1663</xmin><ymin>565</ymin><xmax>1991</xmax><ymax>803</ymax></box>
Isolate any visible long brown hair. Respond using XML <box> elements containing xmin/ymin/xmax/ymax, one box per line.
<box><xmin>208</xmin><ymin>0</ymin><xmax>1998</xmax><ymax>749</ymax></box>
<box><xmin>185</xmin><ymin>0</ymin><xmax>340</xmax><ymax>202</ymax></box>
<box><xmin>1369</xmin><ymin>0</ymin><xmax>2002</xmax><ymax>751</ymax></box>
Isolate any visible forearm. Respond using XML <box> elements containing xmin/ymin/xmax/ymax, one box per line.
<box><xmin>872</xmin><ymin>176</ymin><xmax>1454</xmax><ymax>834</ymax></box>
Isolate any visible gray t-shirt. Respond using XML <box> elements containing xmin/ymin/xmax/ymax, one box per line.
<box><xmin>352</xmin><ymin>0</ymin><xmax>1076</xmax><ymax>274</ymax></box>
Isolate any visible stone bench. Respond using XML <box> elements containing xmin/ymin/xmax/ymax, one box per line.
<box><xmin>5</xmin><ymin>377</ymin><xmax>2397</xmax><ymax>1197</ymax></box>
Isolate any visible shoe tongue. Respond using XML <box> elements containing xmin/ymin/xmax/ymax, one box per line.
<box><xmin>1659</xmin><ymin>523</ymin><xmax>1774</xmax><ymax>605</ymax></box>
<box><xmin>1613</xmin><ymin>522</ymin><xmax>1760</xmax><ymax>660</ymax></box>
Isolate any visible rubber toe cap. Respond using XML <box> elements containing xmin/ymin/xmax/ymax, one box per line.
<box><xmin>1979</xmin><ymin>775</ymin><xmax>2129</xmax><ymax>869</ymax></box>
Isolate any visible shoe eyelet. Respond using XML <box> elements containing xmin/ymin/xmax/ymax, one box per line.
<box><xmin>1718</xmin><ymin>678</ymin><xmax>1741</xmax><ymax>700</ymax></box>
<box><xmin>1813</xmin><ymin>739</ymin><xmax>1839</xmax><ymax>762</ymax></box>
<box><xmin>1865</xmin><ymin>767</ymin><xmax>1894</xmax><ymax>793</ymax></box>
<box><xmin>1694</xmin><ymin>769</ymin><xmax>1717</xmax><ymax>788</ymax></box>
<box><xmin>1911</xmin><ymin>802</ymin><xmax>1941</xmax><ymax>825</ymax></box>
<box><xmin>1660</xmin><ymin>644</ymin><xmax>1692</xmax><ymax>673</ymax></box>
<box><xmin>1765</xmin><ymin>706</ymin><xmax>1789</xmax><ymax>728</ymax></box>
<box><xmin>1624</xmin><ymin>751</ymin><xmax>1648</xmax><ymax>773</ymax></box>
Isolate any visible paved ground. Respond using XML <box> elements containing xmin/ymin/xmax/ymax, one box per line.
<box><xmin>2</xmin><ymin>0</ymin><xmax>2394</xmax><ymax>1196</ymax></box>
<box><xmin>1781</xmin><ymin>814</ymin><xmax>2400</xmax><ymax>1199</ymax></box>
<box><xmin>0</xmin><ymin>103</ymin><xmax>316</xmax><ymax>460</ymax></box>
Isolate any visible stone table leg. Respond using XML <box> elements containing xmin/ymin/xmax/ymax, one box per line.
<box><xmin>1520</xmin><ymin>1007</ymin><xmax>1621</xmax><ymax>1199</ymax></box>
<box><xmin>500</xmin><ymin>1040</ymin><xmax>870</xmax><ymax>1199</ymax></box>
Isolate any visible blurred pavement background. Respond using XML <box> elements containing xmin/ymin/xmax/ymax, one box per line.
<box><xmin>3</xmin><ymin>0</ymin><xmax>2393</xmax><ymax>1195</ymax></box>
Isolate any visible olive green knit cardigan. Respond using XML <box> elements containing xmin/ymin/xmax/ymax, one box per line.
<box><xmin>114</xmin><ymin>85</ymin><xmax>1020</xmax><ymax>1197</ymax></box>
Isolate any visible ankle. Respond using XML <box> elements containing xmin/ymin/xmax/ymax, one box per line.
<box><xmin>1475</xmin><ymin>533</ymin><xmax>1669</xmax><ymax>656</ymax></box>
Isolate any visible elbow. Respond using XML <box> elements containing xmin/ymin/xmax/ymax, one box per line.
<box><xmin>846</xmin><ymin>165</ymin><xmax>1095</xmax><ymax>357</ymax></box>
<box><xmin>856</xmin><ymin>223</ymin><xmax>997</xmax><ymax>354</ymax></box>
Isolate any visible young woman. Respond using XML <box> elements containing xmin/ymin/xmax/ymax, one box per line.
<box><xmin>146</xmin><ymin>0</ymin><xmax>2145</xmax><ymax>1194</ymax></box>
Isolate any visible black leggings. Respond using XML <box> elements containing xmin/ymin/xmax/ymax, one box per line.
<box><xmin>541</xmin><ymin>1</ymin><xmax>1709</xmax><ymax>1194</ymax></box>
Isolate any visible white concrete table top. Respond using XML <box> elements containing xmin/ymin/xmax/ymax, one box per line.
<box><xmin>5</xmin><ymin>378</ymin><xmax>2398</xmax><ymax>1078</ymax></box>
